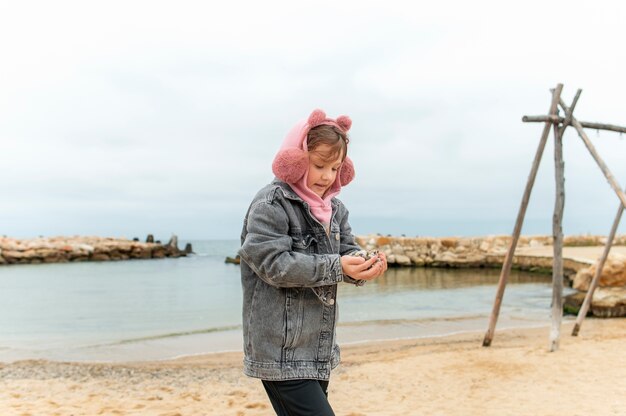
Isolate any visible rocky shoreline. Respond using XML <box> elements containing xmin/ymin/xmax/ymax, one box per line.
<box><xmin>0</xmin><ymin>235</ymin><xmax>192</xmax><ymax>265</ymax></box>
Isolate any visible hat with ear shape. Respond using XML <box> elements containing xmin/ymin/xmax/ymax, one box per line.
<box><xmin>272</xmin><ymin>109</ymin><xmax>355</xmax><ymax>186</ymax></box>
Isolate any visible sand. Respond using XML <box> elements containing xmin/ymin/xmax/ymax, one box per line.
<box><xmin>1</xmin><ymin>318</ymin><xmax>625</xmax><ymax>416</ymax></box>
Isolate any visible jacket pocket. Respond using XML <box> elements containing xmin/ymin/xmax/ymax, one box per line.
<box><xmin>291</xmin><ymin>233</ymin><xmax>317</xmax><ymax>253</ymax></box>
<box><xmin>283</xmin><ymin>288</ymin><xmax>304</xmax><ymax>351</ymax></box>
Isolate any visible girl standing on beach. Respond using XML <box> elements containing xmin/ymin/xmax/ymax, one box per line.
<box><xmin>238</xmin><ymin>109</ymin><xmax>387</xmax><ymax>415</ymax></box>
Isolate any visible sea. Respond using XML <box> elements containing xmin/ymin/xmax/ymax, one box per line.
<box><xmin>0</xmin><ymin>240</ymin><xmax>575</xmax><ymax>363</ymax></box>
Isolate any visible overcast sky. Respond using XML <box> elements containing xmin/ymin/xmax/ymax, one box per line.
<box><xmin>2</xmin><ymin>0</ymin><xmax>626</xmax><ymax>240</ymax></box>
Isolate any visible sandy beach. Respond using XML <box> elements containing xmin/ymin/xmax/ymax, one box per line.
<box><xmin>1</xmin><ymin>318</ymin><xmax>624</xmax><ymax>416</ymax></box>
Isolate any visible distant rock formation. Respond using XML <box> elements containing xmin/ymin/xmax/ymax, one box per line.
<box><xmin>355</xmin><ymin>234</ymin><xmax>597</xmax><ymax>278</ymax></box>
<box><xmin>0</xmin><ymin>234</ymin><xmax>190</xmax><ymax>265</ymax></box>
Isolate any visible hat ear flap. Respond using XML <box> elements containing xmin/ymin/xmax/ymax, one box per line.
<box><xmin>336</xmin><ymin>115</ymin><xmax>352</xmax><ymax>132</ymax></box>
<box><xmin>308</xmin><ymin>109</ymin><xmax>326</xmax><ymax>127</ymax></box>
<box><xmin>339</xmin><ymin>156</ymin><xmax>355</xmax><ymax>186</ymax></box>
<box><xmin>272</xmin><ymin>148</ymin><xmax>308</xmax><ymax>183</ymax></box>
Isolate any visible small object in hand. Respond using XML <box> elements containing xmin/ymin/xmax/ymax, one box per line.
<box><xmin>353</xmin><ymin>250</ymin><xmax>381</xmax><ymax>268</ymax></box>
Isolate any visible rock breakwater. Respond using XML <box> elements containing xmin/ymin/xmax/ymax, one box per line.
<box><xmin>0</xmin><ymin>235</ymin><xmax>189</xmax><ymax>265</ymax></box>
<box><xmin>354</xmin><ymin>234</ymin><xmax>621</xmax><ymax>276</ymax></box>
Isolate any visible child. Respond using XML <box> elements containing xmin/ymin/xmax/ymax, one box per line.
<box><xmin>238</xmin><ymin>109</ymin><xmax>388</xmax><ymax>415</ymax></box>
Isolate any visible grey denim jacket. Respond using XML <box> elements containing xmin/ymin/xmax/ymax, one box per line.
<box><xmin>238</xmin><ymin>180</ymin><xmax>363</xmax><ymax>381</ymax></box>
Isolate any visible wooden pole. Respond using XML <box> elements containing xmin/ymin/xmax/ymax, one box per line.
<box><xmin>482</xmin><ymin>84</ymin><xmax>563</xmax><ymax>347</ymax></box>
<box><xmin>522</xmin><ymin>116</ymin><xmax>626</xmax><ymax>134</ymax></box>
<box><xmin>547</xmin><ymin>89</ymin><xmax>580</xmax><ymax>352</ymax></box>
<box><xmin>572</xmin><ymin>200</ymin><xmax>624</xmax><ymax>336</ymax></box>
<box><xmin>550</xmin><ymin>119</ymin><xmax>565</xmax><ymax>352</ymax></box>
<box><xmin>559</xmin><ymin>98</ymin><xmax>626</xmax><ymax>209</ymax></box>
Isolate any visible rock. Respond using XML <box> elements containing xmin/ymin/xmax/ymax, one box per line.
<box><xmin>225</xmin><ymin>255</ymin><xmax>240</xmax><ymax>265</ymax></box>
<box><xmin>391</xmin><ymin>244</ymin><xmax>405</xmax><ymax>255</ymax></box>
<box><xmin>410</xmin><ymin>256</ymin><xmax>425</xmax><ymax>266</ymax></box>
<box><xmin>573</xmin><ymin>254</ymin><xmax>626</xmax><ymax>291</ymax></box>
<box><xmin>440</xmin><ymin>238</ymin><xmax>457</xmax><ymax>248</ymax></box>
<box><xmin>184</xmin><ymin>243</ymin><xmax>193</xmax><ymax>254</ymax></box>
<box><xmin>561</xmin><ymin>288</ymin><xmax>626</xmax><ymax>318</ymax></box>
<box><xmin>2</xmin><ymin>249</ymin><xmax>35</xmax><ymax>261</ymax></box>
<box><xmin>479</xmin><ymin>241</ymin><xmax>491</xmax><ymax>252</ymax></box>
<box><xmin>563</xmin><ymin>291</ymin><xmax>588</xmax><ymax>315</ymax></box>
<box><xmin>75</xmin><ymin>244</ymin><xmax>94</xmax><ymax>254</ymax></box>
<box><xmin>167</xmin><ymin>235</ymin><xmax>179</xmax><ymax>249</ymax></box>
<box><xmin>435</xmin><ymin>252</ymin><xmax>458</xmax><ymax>264</ymax></box>
<box><xmin>590</xmin><ymin>287</ymin><xmax>626</xmax><ymax>318</ymax></box>
<box><xmin>146</xmin><ymin>234</ymin><xmax>154</xmax><ymax>243</ymax></box>
<box><xmin>131</xmin><ymin>246</ymin><xmax>152</xmax><ymax>259</ymax></box>
<box><xmin>94</xmin><ymin>245</ymin><xmax>112</xmax><ymax>255</ymax></box>
<box><xmin>394</xmin><ymin>254</ymin><xmax>412</xmax><ymax>266</ymax></box>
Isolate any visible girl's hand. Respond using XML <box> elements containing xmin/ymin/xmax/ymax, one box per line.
<box><xmin>341</xmin><ymin>253</ymin><xmax>386</xmax><ymax>281</ymax></box>
<box><xmin>377</xmin><ymin>252</ymin><xmax>388</xmax><ymax>274</ymax></box>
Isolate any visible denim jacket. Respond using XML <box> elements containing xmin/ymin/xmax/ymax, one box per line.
<box><xmin>238</xmin><ymin>179</ymin><xmax>363</xmax><ymax>381</ymax></box>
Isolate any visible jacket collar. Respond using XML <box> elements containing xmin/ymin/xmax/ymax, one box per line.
<box><xmin>272</xmin><ymin>179</ymin><xmax>339</xmax><ymax>208</ymax></box>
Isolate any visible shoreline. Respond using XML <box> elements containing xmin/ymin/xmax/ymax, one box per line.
<box><xmin>1</xmin><ymin>318</ymin><xmax>624</xmax><ymax>415</ymax></box>
<box><xmin>1</xmin><ymin>313</ymin><xmax>565</xmax><ymax>364</ymax></box>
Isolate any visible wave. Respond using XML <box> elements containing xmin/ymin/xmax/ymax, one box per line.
<box><xmin>81</xmin><ymin>325</ymin><xmax>243</xmax><ymax>348</ymax></box>
<box><xmin>84</xmin><ymin>315</ymin><xmax>528</xmax><ymax>348</ymax></box>
<box><xmin>338</xmin><ymin>314</ymin><xmax>488</xmax><ymax>327</ymax></box>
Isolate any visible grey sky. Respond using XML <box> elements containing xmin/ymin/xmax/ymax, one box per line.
<box><xmin>2</xmin><ymin>0</ymin><xmax>626</xmax><ymax>240</ymax></box>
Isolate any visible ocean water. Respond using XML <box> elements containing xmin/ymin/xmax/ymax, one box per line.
<box><xmin>0</xmin><ymin>240</ymin><xmax>573</xmax><ymax>362</ymax></box>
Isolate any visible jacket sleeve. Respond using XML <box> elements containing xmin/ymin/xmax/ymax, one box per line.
<box><xmin>238</xmin><ymin>199</ymin><xmax>344</xmax><ymax>288</ymax></box>
<box><xmin>336</xmin><ymin>202</ymin><xmax>366</xmax><ymax>286</ymax></box>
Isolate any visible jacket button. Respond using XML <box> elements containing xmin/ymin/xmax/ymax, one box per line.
<box><xmin>328</xmin><ymin>298</ymin><xmax>335</xmax><ymax>305</ymax></box>
<box><xmin>335</xmin><ymin>233</ymin><xmax>340</xmax><ymax>241</ymax></box>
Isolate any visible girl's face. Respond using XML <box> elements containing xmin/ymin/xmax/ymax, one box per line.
<box><xmin>307</xmin><ymin>144</ymin><xmax>344</xmax><ymax>198</ymax></box>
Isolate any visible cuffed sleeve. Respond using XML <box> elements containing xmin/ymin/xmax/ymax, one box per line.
<box><xmin>238</xmin><ymin>200</ymin><xmax>343</xmax><ymax>288</ymax></box>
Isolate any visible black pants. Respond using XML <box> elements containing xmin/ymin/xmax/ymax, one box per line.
<box><xmin>262</xmin><ymin>379</ymin><xmax>335</xmax><ymax>416</ymax></box>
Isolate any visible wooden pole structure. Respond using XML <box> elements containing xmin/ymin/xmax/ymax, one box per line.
<box><xmin>482</xmin><ymin>84</ymin><xmax>563</xmax><ymax>347</ymax></box>
<box><xmin>492</xmin><ymin>85</ymin><xmax>626</xmax><ymax>345</ymax></box>
<box><xmin>550</xmin><ymin>118</ymin><xmax>565</xmax><ymax>352</ymax></box>
<box><xmin>571</xmin><ymin>200</ymin><xmax>624</xmax><ymax>336</ymax></box>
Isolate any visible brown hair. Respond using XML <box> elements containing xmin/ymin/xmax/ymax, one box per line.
<box><xmin>306</xmin><ymin>125</ymin><xmax>349</xmax><ymax>162</ymax></box>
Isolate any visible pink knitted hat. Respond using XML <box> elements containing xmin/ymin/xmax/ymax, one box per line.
<box><xmin>272</xmin><ymin>109</ymin><xmax>355</xmax><ymax>186</ymax></box>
